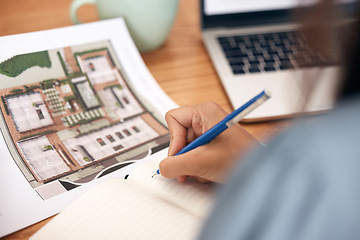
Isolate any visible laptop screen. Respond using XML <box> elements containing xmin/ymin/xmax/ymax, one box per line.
<box><xmin>204</xmin><ymin>0</ymin><xmax>305</xmax><ymax>16</ymax></box>
<box><xmin>201</xmin><ymin>0</ymin><xmax>356</xmax><ymax>29</ymax></box>
<box><xmin>204</xmin><ymin>0</ymin><xmax>356</xmax><ymax>16</ymax></box>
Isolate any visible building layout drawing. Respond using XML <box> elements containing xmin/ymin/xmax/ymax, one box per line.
<box><xmin>0</xmin><ymin>41</ymin><xmax>170</xmax><ymax>199</ymax></box>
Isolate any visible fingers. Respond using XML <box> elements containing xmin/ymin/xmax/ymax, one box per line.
<box><xmin>162</xmin><ymin>102</ymin><xmax>247</xmax><ymax>183</ymax></box>
<box><xmin>160</xmin><ymin>122</ymin><xmax>258</xmax><ymax>183</ymax></box>
<box><xmin>165</xmin><ymin>102</ymin><xmax>228</xmax><ymax>156</ymax></box>
<box><xmin>165</xmin><ymin>107</ymin><xmax>195</xmax><ymax>156</ymax></box>
<box><xmin>160</xmin><ymin>154</ymin><xmax>195</xmax><ymax>179</ymax></box>
<box><xmin>159</xmin><ymin>145</ymin><xmax>223</xmax><ymax>182</ymax></box>
<box><xmin>176</xmin><ymin>175</ymin><xmax>188</xmax><ymax>183</ymax></box>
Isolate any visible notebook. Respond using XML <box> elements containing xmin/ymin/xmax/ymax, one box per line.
<box><xmin>30</xmin><ymin>150</ymin><xmax>215</xmax><ymax>240</ymax></box>
<box><xmin>201</xmin><ymin>0</ymin><xmax>355</xmax><ymax>121</ymax></box>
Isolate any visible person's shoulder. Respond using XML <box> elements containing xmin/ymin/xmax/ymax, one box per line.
<box><xmin>230</xmin><ymin>94</ymin><xmax>360</xmax><ymax>183</ymax></box>
<box><xmin>264</xmin><ymin>94</ymin><xmax>360</xmax><ymax>172</ymax></box>
<box><xmin>287</xmin><ymin>94</ymin><xmax>360</xmax><ymax>149</ymax></box>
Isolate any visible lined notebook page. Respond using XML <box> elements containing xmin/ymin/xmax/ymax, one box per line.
<box><xmin>128</xmin><ymin>156</ymin><xmax>215</xmax><ymax>218</ymax></box>
<box><xmin>30</xmin><ymin>179</ymin><xmax>202</xmax><ymax>240</ymax></box>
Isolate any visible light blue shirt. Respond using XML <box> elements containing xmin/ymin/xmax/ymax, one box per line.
<box><xmin>199</xmin><ymin>95</ymin><xmax>360</xmax><ymax>240</ymax></box>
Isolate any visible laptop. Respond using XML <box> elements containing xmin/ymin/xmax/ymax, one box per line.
<box><xmin>201</xmin><ymin>0</ymin><xmax>355</xmax><ymax>121</ymax></box>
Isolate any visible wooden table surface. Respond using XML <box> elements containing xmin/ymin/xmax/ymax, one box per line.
<box><xmin>0</xmin><ymin>0</ymin><xmax>291</xmax><ymax>239</ymax></box>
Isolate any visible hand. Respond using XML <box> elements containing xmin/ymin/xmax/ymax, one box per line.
<box><xmin>159</xmin><ymin>102</ymin><xmax>258</xmax><ymax>183</ymax></box>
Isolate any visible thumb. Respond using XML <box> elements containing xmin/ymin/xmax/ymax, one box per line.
<box><xmin>159</xmin><ymin>146</ymin><xmax>212</xmax><ymax>180</ymax></box>
<box><xmin>159</xmin><ymin>155</ymin><xmax>193</xmax><ymax>179</ymax></box>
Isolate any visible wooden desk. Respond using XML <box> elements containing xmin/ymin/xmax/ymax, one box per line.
<box><xmin>0</xmin><ymin>0</ymin><xmax>291</xmax><ymax>239</ymax></box>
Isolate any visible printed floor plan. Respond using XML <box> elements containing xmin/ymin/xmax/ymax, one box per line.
<box><xmin>0</xmin><ymin>41</ymin><xmax>170</xmax><ymax>199</ymax></box>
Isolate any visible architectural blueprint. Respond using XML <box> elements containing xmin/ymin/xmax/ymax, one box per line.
<box><xmin>0</xmin><ymin>41</ymin><xmax>169</xmax><ymax>199</ymax></box>
<box><xmin>0</xmin><ymin>18</ymin><xmax>177</xmax><ymax>237</ymax></box>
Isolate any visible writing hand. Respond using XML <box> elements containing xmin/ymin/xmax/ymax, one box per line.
<box><xmin>159</xmin><ymin>102</ymin><xmax>258</xmax><ymax>183</ymax></box>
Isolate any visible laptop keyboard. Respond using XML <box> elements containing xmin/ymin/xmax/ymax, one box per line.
<box><xmin>217</xmin><ymin>31</ymin><xmax>338</xmax><ymax>75</ymax></box>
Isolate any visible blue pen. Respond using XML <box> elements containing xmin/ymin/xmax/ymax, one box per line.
<box><xmin>152</xmin><ymin>89</ymin><xmax>271</xmax><ymax>177</ymax></box>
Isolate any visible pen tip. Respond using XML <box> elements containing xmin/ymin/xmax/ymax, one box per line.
<box><xmin>152</xmin><ymin>169</ymin><xmax>160</xmax><ymax>178</ymax></box>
